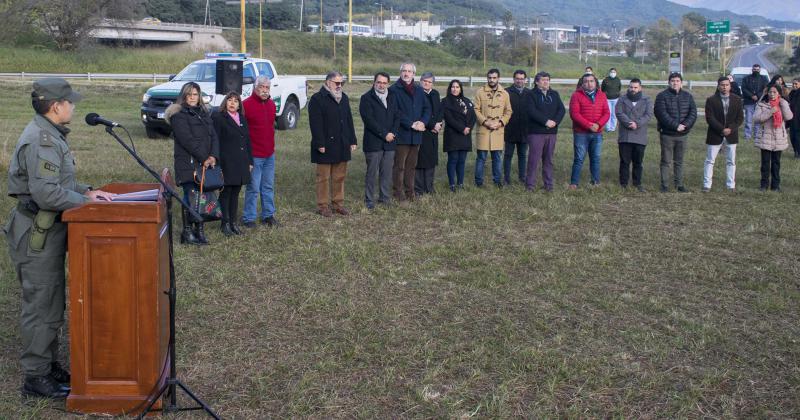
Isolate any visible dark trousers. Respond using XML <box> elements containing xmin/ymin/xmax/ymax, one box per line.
<box><xmin>619</xmin><ymin>143</ymin><xmax>646</xmax><ymax>187</ymax></box>
<box><xmin>447</xmin><ymin>150</ymin><xmax>468</xmax><ymax>187</ymax></box>
<box><xmin>393</xmin><ymin>145</ymin><xmax>419</xmax><ymax>200</ymax></box>
<box><xmin>364</xmin><ymin>150</ymin><xmax>394</xmax><ymax>208</ymax></box>
<box><xmin>414</xmin><ymin>168</ymin><xmax>435</xmax><ymax>195</ymax></box>
<box><xmin>790</xmin><ymin>126</ymin><xmax>800</xmax><ymax>157</ymax></box>
<box><xmin>659</xmin><ymin>134</ymin><xmax>687</xmax><ymax>188</ymax></box>
<box><xmin>219</xmin><ymin>185</ymin><xmax>242</xmax><ymax>223</ymax></box>
<box><xmin>760</xmin><ymin>149</ymin><xmax>781</xmax><ymax>190</ymax></box>
<box><xmin>503</xmin><ymin>141</ymin><xmax>528</xmax><ymax>184</ymax></box>
<box><xmin>526</xmin><ymin>134</ymin><xmax>556</xmax><ymax>190</ymax></box>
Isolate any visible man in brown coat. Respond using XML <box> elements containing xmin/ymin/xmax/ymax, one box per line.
<box><xmin>703</xmin><ymin>76</ymin><xmax>744</xmax><ymax>192</ymax></box>
<box><xmin>473</xmin><ymin>68</ymin><xmax>512</xmax><ymax>187</ymax></box>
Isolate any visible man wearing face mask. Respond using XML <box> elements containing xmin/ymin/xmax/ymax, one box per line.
<box><xmin>654</xmin><ymin>72</ymin><xmax>697</xmax><ymax>193</ymax></box>
<box><xmin>615</xmin><ymin>78</ymin><xmax>652</xmax><ymax>191</ymax></box>
<box><xmin>5</xmin><ymin>78</ymin><xmax>115</xmax><ymax>399</ymax></box>
<box><xmin>601</xmin><ymin>68</ymin><xmax>622</xmax><ymax>132</ymax></box>
<box><xmin>389</xmin><ymin>62</ymin><xmax>431</xmax><ymax>202</ymax></box>
<box><xmin>741</xmin><ymin>64</ymin><xmax>769</xmax><ymax>141</ymax></box>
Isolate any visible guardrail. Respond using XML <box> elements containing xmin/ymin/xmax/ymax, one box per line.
<box><xmin>0</xmin><ymin>73</ymin><xmax>719</xmax><ymax>89</ymax></box>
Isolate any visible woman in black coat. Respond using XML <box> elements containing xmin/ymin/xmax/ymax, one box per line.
<box><xmin>212</xmin><ymin>92</ymin><xmax>253</xmax><ymax>237</ymax></box>
<box><xmin>167</xmin><ymin>81</ymin><xmax>219</xmax><ymax>245</ymax></box>
<box><xmin>415</xmin><ymin>73</ymin><xmax>443</xmax><ymax>195</ymax></box>
<box><xmin>441</xmin><ymin>79</ymin><xmax>477</xmax><ymax>191</ymax></box>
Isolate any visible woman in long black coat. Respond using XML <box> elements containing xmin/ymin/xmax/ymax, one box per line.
<box><xmin>212</xmin><ymin>92</ymin><xmax>253</xmax><ymax>237</ymax></box>
<box><xmin>415</xmin><ymin>73</ymin><xmax>443</xmax><ymax>195</ymax></box>
<box><xmin>442</xmin><ymin>79</ymin><xmax>477</xmax><ymax>191</ymax></box>
<box><xmin>167</xmin><ymin>81</ymin><xmax>219</xmax><ymax>245</ymax></box>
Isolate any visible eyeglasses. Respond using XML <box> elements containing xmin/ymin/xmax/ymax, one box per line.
<box><xmin>330</xmin><ymin>80</ymin><xmax>345</xmax><ymax>87</ymax></box>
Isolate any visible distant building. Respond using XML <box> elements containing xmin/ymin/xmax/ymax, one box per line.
<box><xmin>382</xmin><ymin>18</ymin><xmax>443</xmax><ymax>41</ymax></box>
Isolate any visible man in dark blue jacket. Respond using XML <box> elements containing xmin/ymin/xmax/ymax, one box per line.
<box><xmin>359</xmin><ymin>72</ymin><xmax>400</xmax><ymax>209</ymax></box>
<box><xmin>654</xmin><ymin>72</ymin><xmax>697</xmax><ymax>193</ymax></box>
<box><xmin>388</xmin><ymin>62</ymin><xmax>431</xmax><ymax>201</ymax></box>
<box><xmin>741</xmin><ymin>64</ymin><xmax>769</xmax><ymax>141</ymax></box>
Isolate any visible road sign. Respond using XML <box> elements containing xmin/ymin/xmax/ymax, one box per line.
<box><xmin>706</xmin><ymin>20</ymin><xmax>730</xmax><ymax>34</ymax></box>
<box><xmin>669</xmin><ymin>52</ymin><xmax>682</xmax><ymax>74</ymax></box>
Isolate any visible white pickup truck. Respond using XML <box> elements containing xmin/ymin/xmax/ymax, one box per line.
<box><xmin>141</xmin><ymin>54</ymin><xmax>307</xmax><ymax>138</ymax></box>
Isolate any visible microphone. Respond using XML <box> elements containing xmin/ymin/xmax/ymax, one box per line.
<box><xmin>85</xmin><ymin>113</ymin><xmax>121</xmax><ymax>128</ymax></box>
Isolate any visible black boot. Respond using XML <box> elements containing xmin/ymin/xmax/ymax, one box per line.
<box><xmin>180</xmin><ymin>208</ymin><xmax>201</xmax><ymax>245</ymax></box>
<box><xmin>194</xmin><ymin>222</ymin><xmax>209</xmax><ymax>245</ymax></box>
<box><xmin>50</xmin><ymin>362</ymin><xmax>70</xmax><ymax>386</ymax></box>
<box><xmin>220</xmin><ymin>221</ymin><xmax>235</xmax><ymax>237</ymax></box>
<box><xmin>230</xmin><ymin>223</ymin><xmax>243</xmax><ymax>235</ymax></box>
<box><xmin>22</xmin><ymin>375</ymin><xmax>69</xmax><ymax>399</ymax></box>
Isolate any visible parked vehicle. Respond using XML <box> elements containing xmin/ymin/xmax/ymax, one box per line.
<box><xmin>141</xmin><ymin>53</ymin><xmax>307</xmax><ymax>138</ymax></box>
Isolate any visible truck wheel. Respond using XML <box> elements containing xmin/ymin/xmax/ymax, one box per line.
<box><xmin>277</xmin><ymin>101</ymin><xmax>299</xmax><ymax>130</ymax></box>
<box><xmin>145</xmin><ymin>126</ymin><xmax>161</xmax><ymax>139</ymax></box>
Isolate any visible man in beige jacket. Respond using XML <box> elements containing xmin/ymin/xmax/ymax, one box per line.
<box><xmin>474</xmin><ymin>68</ymin><xmax>512</xmax><ymax>187</ymax></box>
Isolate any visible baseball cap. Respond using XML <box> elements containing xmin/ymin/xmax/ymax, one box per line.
<box><xmin>32</xmin><ymin>78</ymin><xmax>82</xmax><ymax>102</ymax></box>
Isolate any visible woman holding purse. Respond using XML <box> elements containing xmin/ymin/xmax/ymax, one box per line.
<box><xmin>212</xmin><ymin>92</ymin><xmax>253</xmax><ymax>236</ymax></box>
<box><xmin>166</xmin><ymin>81</ymin><xmax>220</xmax><ymax>245</ymax></box>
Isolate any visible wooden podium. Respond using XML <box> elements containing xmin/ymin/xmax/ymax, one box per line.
<box><xmin>62</xmin><ymin>179</ymin><xmax>171</xmax><ymax>415</ymax></box>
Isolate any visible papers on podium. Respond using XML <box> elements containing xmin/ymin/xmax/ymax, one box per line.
<box><xmin>110</xmin><ymin>188</ymin><xmax>159</xmax><ymax>202</ymax></box>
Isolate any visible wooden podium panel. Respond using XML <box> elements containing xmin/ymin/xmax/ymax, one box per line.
<box><xmin>63</xmin><ymin>181</ymin><xmax>170</xmax><ymax>415</ymax></box>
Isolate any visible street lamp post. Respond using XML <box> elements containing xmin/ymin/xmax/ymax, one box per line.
<box><xmin>534</xmin><ymin>13</ymin><xmax>548</xmax><ymax>76</ymax></box>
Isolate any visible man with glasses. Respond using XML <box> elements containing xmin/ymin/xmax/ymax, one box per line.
<box><xmin>5</xmin><ymin>78</ymin><xmax>115</xmax><ymax>399</ymax></box>
<box><xmin>308</xmin><ymin>71</ymin><xmax>358</xmax><ymax>217</ymax></box>
<box><xmin>503</xmin><ymin>70</ymin><xmax>530</xmax><ymax>185</ymax></box>
<box><xmin>389</xmin><ymin>62</ymin><xmax>431</xmax><ymax>202</ymax></box>
<box><xmin>474</xmin><ymin>68</ymin><xmax>512</xmax><ymax>188</ymax></box>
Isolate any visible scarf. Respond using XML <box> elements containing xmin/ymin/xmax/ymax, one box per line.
<box><xmin>770</xmin><ymin>97</ymin><xmax>783</xmax><ymax>128</ymax></box>
<box><xmin>228</xmin><ymin>110</ymin><xmax>241</xmax><ymax>126</ymax></box>
<box><xmin>324</xmin><ymin>84</ymin><xmax>343</xmax><ymax>103</ymax></box>
<box><xmin>375</xmin><ymin>89</ymin><xmax>388</xmax><ymax>108</ymax></box>
<box><xmin>584</xmin><ymin>89</ymin><xmax>597</xmax><ymax>103</ymax></box>
<box><xmin>402</xmin><ymin>79</ymin><xmax>415</xmax><ymax>96</ymax></box>
<box><xmin>626</xmin><ymin>91</ymin><xmax>642</xmax><ymax>102</ymax></box>
<box><xmin>446</xmin><ymin>94</ymin><xmax>469</xmax><ymax>115</ymax></box>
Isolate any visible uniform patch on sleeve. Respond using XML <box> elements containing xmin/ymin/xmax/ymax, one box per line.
<box><xmin>37</xmin><ymin>158</ymin><xmax>60</xmax><ymax>178</ymax></box>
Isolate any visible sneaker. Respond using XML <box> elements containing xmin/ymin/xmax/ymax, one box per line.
<box><xmin>568</xmin><ymin>184</ymin><xmax>578</xmax><ymax>190</ymax></box>
<box><xmin>449</xmin><ymin>185</ymin><xmax>456</xmax><ymax>192</ymax></box>
<box><xmin>636</xmin><ymin>185</ymin><xmax>646</xmax><ymax>192</ymax></box>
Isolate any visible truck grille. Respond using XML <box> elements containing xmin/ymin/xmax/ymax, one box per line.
<box><xmin>148</xmin><ymin>97</ymin><xmax>176</xmax><ymax>108</ymax></box>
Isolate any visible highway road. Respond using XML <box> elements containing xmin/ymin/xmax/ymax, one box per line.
<box><xmin>729</xmin><ymin>44</ymin><xmax>781</xmax><ymax>73</ymax></box>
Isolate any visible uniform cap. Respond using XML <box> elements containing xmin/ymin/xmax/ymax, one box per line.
<box><xmin>32</xmin><ymin>78</ymin><xmax>82</xmax><ymax>102</ymax></box>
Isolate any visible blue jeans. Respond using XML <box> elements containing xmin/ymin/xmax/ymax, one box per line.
<box><xmin>605</xmin><ymin>98</ymin><xmax>619</xmax><ymax>131</ymax></box>
<box><xmin>447</xmin><ymin>150</ymin><xmax>468</xmax><ymax>186</ymax></box>
<box><xmin>475</xmin><ymin>150</ymin><xmax>502</xmax><ymax>185</ymax></box>
<box><xmin>243</xmin><ymin>156</ymin><xmax>275</xmax><ymax>222</ymax></box>
<box><xmin>570</xmin><ymin>133</ymin><xmax>603</xmax><ymax>185</ymax></box>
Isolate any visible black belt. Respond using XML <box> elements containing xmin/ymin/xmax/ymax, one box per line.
<box><xmin>16</xmin><ymin>202</ymin><xmax>62</xmax><ymax>222</ymax></box>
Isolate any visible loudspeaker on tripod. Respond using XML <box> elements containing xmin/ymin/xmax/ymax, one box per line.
<box><xmin>215</xmin><ymin>60</ymin><xmax>243</xmax><ymax>95</ymax></box>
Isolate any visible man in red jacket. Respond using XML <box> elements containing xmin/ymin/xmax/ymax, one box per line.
<box><xmin>569</xmin><ymin>73</ymin><xmax>610</xmax><ymax>189</ymax></box>
<box><xmin>242</xmin><ymin>76</ymin><xmax>279</xmax><ymax>228</ymax></box>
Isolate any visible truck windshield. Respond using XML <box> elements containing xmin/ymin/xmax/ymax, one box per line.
<box><xmin>174</xmin><ymin>63</ymin><xmax>216</xmax><ymax>82</ymax></box>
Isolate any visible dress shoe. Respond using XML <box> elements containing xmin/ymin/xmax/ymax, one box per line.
<box><xmin>318</xmin><ymin>206</ymin><xmax>333</xmax><ymax>217</ymax></box>
<box><xmin>230</xmin><ymin>223</ymin><xmax>244</xmax><ymax>235</ymax></box>
<box><xmin>22</xmin><ymin>375</ymin><xmax>69</xmax><ymax>399</ymax></box>
<box><xmin>660</xmin><ymin>185</ymin><xmax>669</xmax><ymax>193</ymax></box>
<box><xmin>220</xmin><ymin>222</ymin><xmax>235</xmax><ymax>237</ymax></box>
<box><xmin>636</xmin><ymin>185</ymin><xmax>646</xmax><ymax>192</ymax></box>
<box><xmin>50</xmin><ymin>362</ymin><xmax>70</xmax><ymax>386</ymax></box>
<box><xmin>332</xmin><ymin>206</ymin><xmax>350</xmax><ymax>216</ymax></box>
<box><xmin>242</xmin><ymin>220</ymin><xmax>258</xmax><ymax>228</ymax></box>
<box><xmin>676</xmin><ymin>186</ymin><xmax>689</xmax><ymax>193</ymax></box>
<box><xmin>262</xmin><ymin>216</ymin><xmax>279</xmax><ymax>227</ymax></box>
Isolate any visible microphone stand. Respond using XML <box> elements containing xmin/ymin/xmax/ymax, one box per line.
<box><xmin>99</xmin><ymin>125</ymin><xmax>219</xmax><ymax>419</ymax></box>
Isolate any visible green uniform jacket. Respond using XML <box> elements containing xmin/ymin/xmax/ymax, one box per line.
<box><xmin>4</xmin><ymin>115</ymin><xmax>90</xmax><ymax>253</ymax></box>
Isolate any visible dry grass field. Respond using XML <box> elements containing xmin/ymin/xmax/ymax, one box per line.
<box><xmin>0</xmin><ymin>80</ymin><xmax>798</xmax><ymax>418</ymax></box>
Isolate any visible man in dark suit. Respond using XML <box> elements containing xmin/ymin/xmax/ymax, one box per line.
<box><xmin>503</xmin><ymin>69</ymin><xmax>530</xmax><ymax>185</ymax></box>
<box><xmin>359</xmin><ymin>72</ymin><xmax>400</xmax><ymax>209</ymax></box>
<box><xmin>703</xmin><ymin>76</ymin><xmax>744</xmax><ymax>192</ymax></box>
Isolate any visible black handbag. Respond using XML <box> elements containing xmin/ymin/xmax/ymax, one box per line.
<box><xmin>194</xmin><ymin>164</ymin><xmax>224</xmax><ymax>191</ymax></box>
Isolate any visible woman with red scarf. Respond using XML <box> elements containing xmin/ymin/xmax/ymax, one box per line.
<box><xmin>754</xmin><ymin>84</ymin><xmax>794</xmax><ymax>191</ymax></box>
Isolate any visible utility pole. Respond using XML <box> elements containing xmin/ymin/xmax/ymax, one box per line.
<box><xmin>259</xmin><ymin>0</ymin><xmax>264</xmax><ymax>57</ymax></box>
<box><xmin>348</xmin><ymin>0</ymin><xmax>352</xmax><ymax>83</ymax></box>
<box><xmin>299</xmin><ymin>0</ymin><xmax>304</xmax><ymax>31</ymax></box>
<box><xmin>240</xmin><ymin>0</ymin><xmax>246</xmax><ymax>53</ymax></box>
<box><xmin>483</xmin><ymin>32</ymin><xmax>487</xmax><ymax>70</ymax></box>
